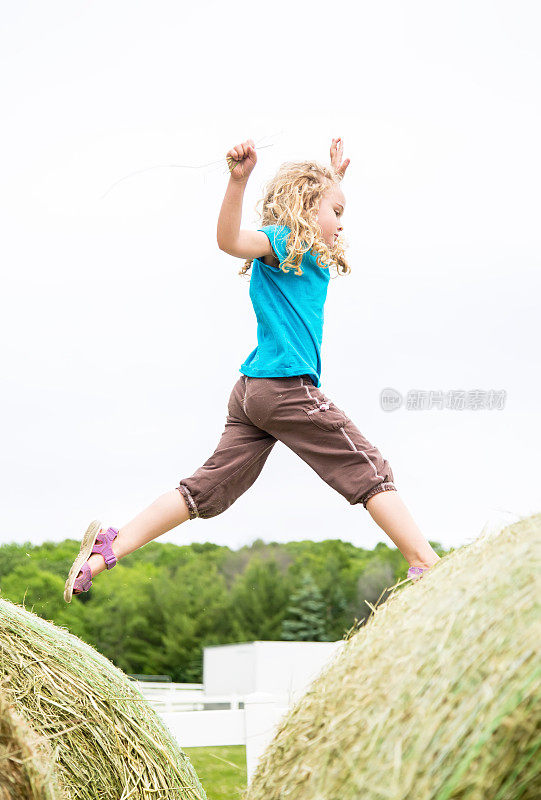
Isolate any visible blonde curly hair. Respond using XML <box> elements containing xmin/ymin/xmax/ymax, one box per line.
<box><xmin>238</xmin><ymin>160</ymin><xmax>351</xmax><ymax>278</ymax></box>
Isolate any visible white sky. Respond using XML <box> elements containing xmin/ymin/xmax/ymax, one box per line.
<box><xmin>1</xmin><ymin>0</ymin><xmax>539</xmax><ymax>554</ymax></box>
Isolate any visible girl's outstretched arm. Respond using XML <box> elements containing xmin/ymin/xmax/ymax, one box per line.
<box><xmin>217</xmin><ymin>139</ymin><xmax>273</xmax><ymax>260</ymax></box>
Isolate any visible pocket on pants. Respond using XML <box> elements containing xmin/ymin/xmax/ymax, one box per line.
<box><xmin>303</xmin><ymin>402</ymin><xmax>349</xmax><ymax>431</ymax></box>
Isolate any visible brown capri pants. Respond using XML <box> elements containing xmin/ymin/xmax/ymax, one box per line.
<box><xmin>176</xmin><ymin>374</ymin><xmax>397</xmax><ymax>520</ymax></box>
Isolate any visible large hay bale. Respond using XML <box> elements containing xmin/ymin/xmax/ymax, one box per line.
<box><xmin>0</xmin><ymin>686</ymin><xmax>64</xmax><ymax>800</ymax></box>
<box><xmin>246</xmin><ymin>513</ymin><xmax>541</xmax><ymax>800</ymax></box>
<box><xmin>0</xmin><ymin>599</ymin><xmax>207</xmax><ymax>800</ymax></box>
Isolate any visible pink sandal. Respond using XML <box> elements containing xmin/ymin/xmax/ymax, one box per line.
<box><xmin>407</xmin><ymin>565</ymin><xmax>430</xmax><ymax>582</ymax></box>
<box><xmin>64</xmin><ymin>521</ymin><xmax>119</xmax><ymax>603</ymax></box>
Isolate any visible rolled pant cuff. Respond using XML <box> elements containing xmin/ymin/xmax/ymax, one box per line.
<box><xmin>361</xmin><ymin>482</ymin><xmax>397</xmax><ymax>509</ymax></box>
<box><xmin>176</xmin><ymin>484</ymin><xmax>200</xmax><ymax>520</ymax></box>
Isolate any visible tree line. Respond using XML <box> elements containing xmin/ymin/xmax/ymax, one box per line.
<box><xmin>0</xmin><ymin>536</ymin><xmax>448</xmax><ymax>682</ymax></box>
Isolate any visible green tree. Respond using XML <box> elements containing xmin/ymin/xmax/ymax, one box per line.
<box><xmin>229</xmin><ymin>559</ymin><xmax>290</xmax><ymax>640</ymax></box>
<box><xmin>0</xmin><ymin>543</ymin><xmax>34</xmax><ymax>580</ymax></box>
<box><xmin>74</xmin><ymin>561</ymin><xmax>167</xmax><ymax>675</ymax></box>
<box><xmin>0</xmin><ymin>564</ymin><xmax>67</xmax><ymax>622</ymax></box>
<box><xmin>152</xmin><ymin>559</ymin><xmax>236</xmax><ymax>682</ymax></box>
<box><xmin>281</xmin><ymin>571</ymin><xmax>328</xmax><ymax>641</ymax></box>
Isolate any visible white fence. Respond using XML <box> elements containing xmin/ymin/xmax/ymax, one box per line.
<box><xmin>133</xmin><ymin>641</ymin><xmax>344</xmax><ymax>783</ymax></box>
<box><xmin>132</xmin><ymin>682</ymin><xmax>246</xmax><ymax>713</ymax></box>
<box><xmin>135</xmin><ymin>682</ymin><xmax>289</xmax><ymax>782</ymax></box>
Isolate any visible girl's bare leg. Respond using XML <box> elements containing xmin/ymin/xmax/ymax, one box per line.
<box><xmin>82</xmin><ymin>487</ymin><xmax>439</xmax><ymax>581</ymax></box>
<box><xmin>81</xmin><ymin>489</ymin><xmax>190</xmax><ymax>580</ymax></box>
<box><xmin>365</xmin><ymin>490</ymin><xmax>440</xmax><ymax>568</ymax></box>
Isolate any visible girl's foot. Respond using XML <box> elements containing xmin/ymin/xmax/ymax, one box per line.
<box><xmin>407</xmin><ymin>553</ymin><xmax>441</xmax><ymax>581</ymax></box>
<box><xmin>64</xmin><ymin>520</ymin><xmax>119</xmax><ymax>603</ymax></box>
<box><xmin>407</xmin><ymin>565</ymin><xmax>429</xmax><ymax>581</ymax></box>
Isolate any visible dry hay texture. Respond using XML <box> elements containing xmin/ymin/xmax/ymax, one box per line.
<box><xmin>246</xmin><ymin>512</ymin><xmax>541</xmax><ymax>800</ymax></box>
<box><xmin>0</xmin><ymin>599</ymin><xmax>207</xmax><ymax>800</ymax></box>
<box><xmin>0</xmin><ymin>686</ymin><xmax>64</xmax><ymax>800</ymax></box>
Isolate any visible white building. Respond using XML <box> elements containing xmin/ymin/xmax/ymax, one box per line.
<box><xmin>204</xmin><ymin>640</ymin><xmax>342</xmax><ymax>700</ymax></box>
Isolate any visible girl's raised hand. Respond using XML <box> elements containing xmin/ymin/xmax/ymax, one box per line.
<box><xmin>330</xmin><ymin>137</ymin><xmax>350</xmax><ymax>180</ymax></box>
<box><xmin>226</xmin><ymin>139</ymin><xmax>257</xmax><ymax>182</ymax></box>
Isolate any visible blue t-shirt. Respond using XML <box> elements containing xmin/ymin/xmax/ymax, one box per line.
<box><xmin>240</xmin><ymin>224</ymin><xmax>331</xmax><ymax>388</ymax></box>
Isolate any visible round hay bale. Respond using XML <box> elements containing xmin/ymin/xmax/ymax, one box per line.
<box><xmin>246</xmin><ymin>512</ymin><xmax>541</xmax><ymax>800</ymax></box>
<box><xmin>0</xmin><ymin>598</ymin><xmax>207</xmax><ymax>800</ymax></box>
<box><xmin>0</xmin><ymin>686</ymin><xmax>64</xmax><ymax>800</ymax></box>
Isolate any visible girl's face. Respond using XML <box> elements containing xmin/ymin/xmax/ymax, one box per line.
<box><xmin>317</xmin><ymin>182</ymin><xmax>346</xmax><ymax>248</ymax></box>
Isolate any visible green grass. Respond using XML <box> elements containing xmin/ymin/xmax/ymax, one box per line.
<box><xmin>183</xmin><ymin>745</ymin><xmax>247</xmax><ymax>800</ymax></box>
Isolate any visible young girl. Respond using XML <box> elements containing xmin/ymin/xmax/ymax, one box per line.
<box><xmin>64</xmin><ymin>137</ymin><xmax>440</xmax><ymax>603</ymax></box>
